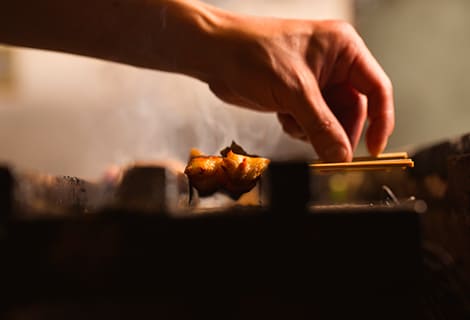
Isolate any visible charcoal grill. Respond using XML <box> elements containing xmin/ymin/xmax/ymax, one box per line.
<box><xmin>0</xmin><ymin>167</ymin><xmax>422</xmax><ymax>319</ymax></box>
<box><xmin>1</xmin><ymin>134</ymin><xmax>470</xmax><ymax>319</ymax></box>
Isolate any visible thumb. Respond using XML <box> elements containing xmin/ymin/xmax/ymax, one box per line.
<box><xmin>292</xmin><ymin>84</ymin><xmax>353</xmax><ymax>162</ymax></box>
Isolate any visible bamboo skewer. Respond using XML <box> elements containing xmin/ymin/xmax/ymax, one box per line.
<box><xmin>347</xmin><ymin>152</ymin><xmax>409</xmax><ymax>161</ymax></box>
<box><xmin>309</xmin><ymin>153</ymin><xmax>414</xmax><ymax>173</ymax></box>
<box><xmin>311</xmin><ymin>152</ymin><xmax>409</xmax><ymax>164</ymax></box>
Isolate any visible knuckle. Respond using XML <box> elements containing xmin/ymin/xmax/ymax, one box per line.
<box><xmin>280</xmin><ymin>73</ymin><xmax>313</xmax><ymax>108</ymax></box>
<box><xmin>292</xmin><ymin>72</ymin><xmax>316</xmax><ymax>99</ymax></box>
<box><xmin>310</xmin><ymin>118</ymin><xmax>334</xmax><ymax>137</ymax></box>
<box><xmin>331</xmin><ymin>20</ymin><xmax>356</xmax><ymax>37</ymax></box>
<box><xmin>380</xmin><ymin>75</ymin><xmax>393</xmax><ymax>95</ymax></box>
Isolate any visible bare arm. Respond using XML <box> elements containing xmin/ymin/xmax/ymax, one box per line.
<box><xmin>0</xmin><ymin>0</ymin><xmax>223</xmax><ymax>77</ymax></box>
<box><xmin>0</xmin><ymin>0</ymin><xmax>394</xmax><ymax>162</ymax></box>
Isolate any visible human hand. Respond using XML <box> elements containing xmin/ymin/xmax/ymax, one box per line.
<box><xmin>0</xmin><ymin>0</ymin><xmax>393</xmax><ymax>163</ymax></box>
<box><xmin>205</xmin><ymin>18</ymin><xmax>394</xmax><ymax>162</ymax></box>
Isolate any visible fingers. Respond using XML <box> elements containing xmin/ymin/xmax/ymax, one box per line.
<box><xmin>348</xmin><ymin>42</ymin><xmax>394</xmax><ymax>156</ymax></box>
<box><xmin>207</xmin><ymin>19</ymin><xmax>393</xmax><ymax>161</ymax></box>
<box><xmin>280</xmin><ymin>84</ymin><xmax>366</xmax><ymax>159</ymax></box>
<box><xmin>291</xmin><ymin>81</ymin><xmax>353</xmax><ymax>162</ymax></box>
<box><xmin>323</xmin><ymin>84</ymin><xmax>367</xmax><ymax>150</ymax></box>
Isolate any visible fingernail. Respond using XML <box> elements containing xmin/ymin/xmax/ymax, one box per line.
<box><xmin>324</xmin><ymin>145</ymin><xmax>349</xmax><ymax>162</ymax></box>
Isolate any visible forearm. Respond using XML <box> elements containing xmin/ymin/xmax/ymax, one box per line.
<box><xmin>0</xmin><ymin>0</ymin><xmax>228</xmax><ymax>78</ymax></box>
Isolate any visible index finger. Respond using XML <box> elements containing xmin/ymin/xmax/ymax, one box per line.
<box><xmin>290</xmin><ymin>81</ymin><xmax>353</xmax><ymax>162</ymax></box>
<box><xmin>348</xmin><ymin>41</ymin><xmax>395</xmax><ymax>156</ymax></box>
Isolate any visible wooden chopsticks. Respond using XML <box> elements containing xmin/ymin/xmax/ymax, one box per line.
<box><xmin>310</xmin><ymin>152</ymin><xmax>414</xmax><ymax>173</ymax></box>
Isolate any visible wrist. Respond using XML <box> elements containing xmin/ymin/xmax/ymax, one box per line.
<box><xmin>130</xmin><ymin>0</ymin><xmax>234</xmax><ymax>80</ymax></box>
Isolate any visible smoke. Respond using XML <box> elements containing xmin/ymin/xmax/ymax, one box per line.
<box><xmin>0</xmin><ymin>57</ymin><xmax>314</xmax><ymax>180</ymax></box>
<box><xmin>99</xmin><ymin>67</ymin><xmax>315</xmax><ymax>171</ymax></box>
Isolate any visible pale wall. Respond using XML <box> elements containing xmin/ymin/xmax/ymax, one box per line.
<box><xmin>356</xmin><ymin>0</ymin><xmax>470</xmax><ymax>152</ymax></box>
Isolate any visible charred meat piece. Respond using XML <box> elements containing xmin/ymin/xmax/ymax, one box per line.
<box><xmin>184</xmin><ymin>144</ymin><xmax>270</xmax><ymax>198</ymax></box>
<box><xmin>184</xmin><ymin>155</ymin><xmax>226</xmax><ymax>197</ymax></box>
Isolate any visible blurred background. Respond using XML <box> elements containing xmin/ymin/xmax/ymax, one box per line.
<box><xmin>0</xmin><ymin>0</ymin><xmax>469</xmax><ymax>178</ymax></box>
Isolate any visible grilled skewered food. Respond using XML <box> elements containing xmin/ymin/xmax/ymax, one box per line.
<box><xmin>184</xmin><ymin>142</ymin><xmax>270</xmax><ymax>198</ymax></box>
